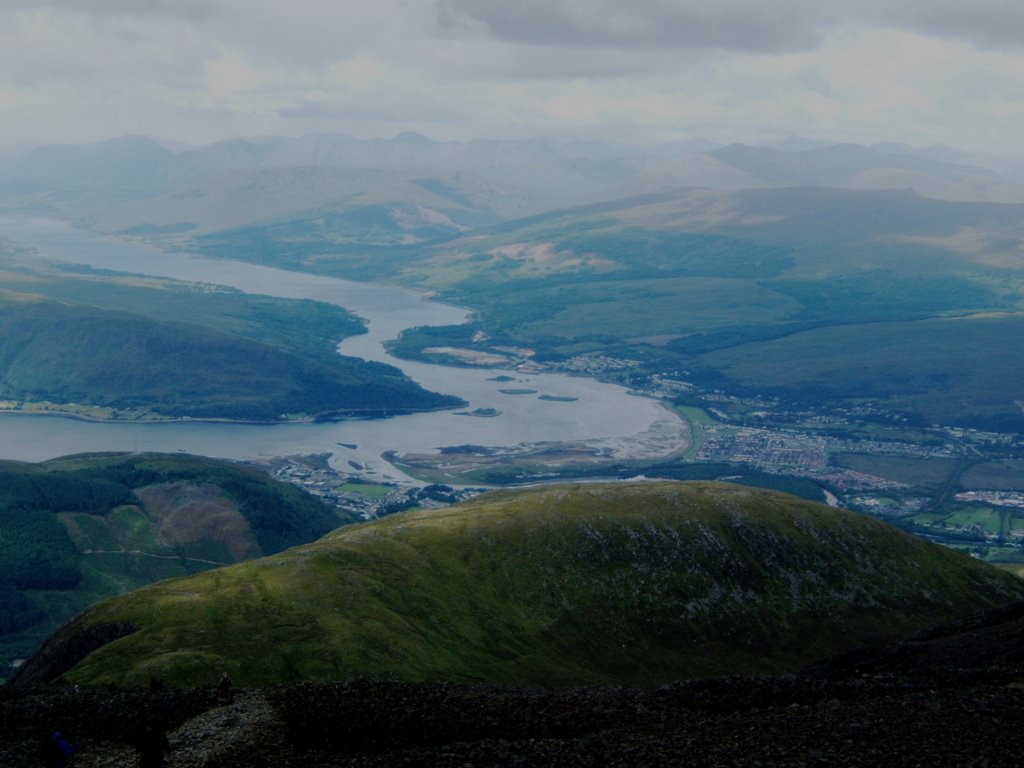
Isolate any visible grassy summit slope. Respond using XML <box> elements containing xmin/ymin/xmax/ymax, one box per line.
<box><xmin>36</xmin><ymin>481</ymin><xmax>1024</xmax><ymax>687</ymax></box>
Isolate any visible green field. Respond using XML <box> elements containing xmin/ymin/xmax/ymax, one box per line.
<box><xmin>676</xmin><ymin>406</ymin><xmax>717</xmax><ymax>460</ymax></box>
<box><xmin>960</xmin><ymin>461</ymin><xmax>1024</xmax><ymax>490</ymax></box>
<box><xmin>337</xmin><ymin>483</ymin><xmax>392</xmax><ymax>499</ymax></box>
<box><xmin>831</xmin><ymin>453</ymin><xmax>958</xmax><ymax>489</ymax></box>
<box><xmin>911</xmin><ymin>506</ymin><xmax>1018</xmax><ymax>541</ymax></box>
<box><xmin>942</xmin><ymin>507</ymin><xmax>1003</xmax><ymax>535</ymax></box>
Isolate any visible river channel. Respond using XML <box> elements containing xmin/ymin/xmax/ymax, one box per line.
<box><xmin>0</xmin><ymin>217</ymin><xmax>688</xmax><ymax>484</ymax></box>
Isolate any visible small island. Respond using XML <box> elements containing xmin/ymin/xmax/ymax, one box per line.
<box><xmin>454</xmin><ymin>407</ymin><xmax>501</xmax><ymax>418</ymax></box>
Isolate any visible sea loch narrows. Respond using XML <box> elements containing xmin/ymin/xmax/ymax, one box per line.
<box><xmin>0</xmin><ymin>217</ymin><xmax>688</xmax><ymax>481</ymax></box>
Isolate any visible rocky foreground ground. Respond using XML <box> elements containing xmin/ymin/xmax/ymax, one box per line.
<box><xmin>5</xmin><ymin>601</ymin><xmax>1024</xmax><ymax>767</ymax></box>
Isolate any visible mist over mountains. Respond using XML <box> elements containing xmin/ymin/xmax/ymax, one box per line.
<box><xmin>7</xmin><ymin>133</ymin><xmax>1024</xmax><ymax>237</ymax></box>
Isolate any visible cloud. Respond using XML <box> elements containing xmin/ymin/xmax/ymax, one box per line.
<box><xmin>0</xmin><ymin>8</ymin><xmax>209</xmax><ymax>89</ymax></box>
<box><xmin>880</xmin><ymin>0</ymin><xmax>1024</xmax><ymax>51</ymax></box>
<box><xmin>1</xmin><ymin>0</ymin><xmax>1024</xmax><ymax>154</ymax></box>
<box><xmin>5</xmin><ymin>0</ymin><xmax>212</xmax><ymax>17</ymax></box>
<box><xmin>437</xmin><ymin>0</ymin><xmax>829</xmax><ymax>53</ymax></box>
<box><xmin>438</xmin><ymin>0</ymin><xmax>1024</xmax><ymax>54</ymax></box>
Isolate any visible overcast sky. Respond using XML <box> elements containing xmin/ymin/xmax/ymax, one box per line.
<box><xmin>3</xmin><ymin>0</ymin><xmax>1024</xmax><ymax>154</ymax></box>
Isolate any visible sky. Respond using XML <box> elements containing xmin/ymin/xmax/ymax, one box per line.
<box><xmin>2</xmin><ymin>0</ymin><xmax>1024</xmax><ymax>155</ymax></box>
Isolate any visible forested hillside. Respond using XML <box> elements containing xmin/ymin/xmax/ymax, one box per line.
<box><xmin>0</xmin><ymin>452</ymin><xmax>351</xmax><ymax>676</ymax></box>
<box><xmin>0</xmin><ymin>298</ymin><xmax>461</xmax><ymax>420</ymax></box>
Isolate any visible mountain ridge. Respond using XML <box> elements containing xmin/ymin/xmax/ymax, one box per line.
<box><xmin>7</xmin><ymin>134</ymin><xmax>1024</xmax><ymax>238</ymax></box>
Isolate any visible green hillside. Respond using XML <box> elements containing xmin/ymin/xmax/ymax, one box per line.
<box><xmin>0</xmin><ymin>252</ymin><xmax>463</xmax><ymax>421</ymax></box>
<box><xmin>0</xmin><ymin>297</ymin><xmax>462</xmax><ymax>421</ymax></box>
<box><xmin>0</xmin><ymin>452</ymin><xmax>351</xmax><ymax>675</ymax></box>
<box><xmin>0</xmin><ymin>269</ymin><xmax>368</xmax><ymax>364</ymax></box>
<box><xmin>689</xmin><ymin>313</ymin><xmax>1024</xmax><ymax>428</ymax></box>
<box><xmin>24</xmin><ymin>481</ymin><xmax>1024</xmax><ymax>688</ymax></box>
<box><xmin>184</xmin><ymin>186</ymin><xmax>1024</xmax><ymax>428</ymax></box>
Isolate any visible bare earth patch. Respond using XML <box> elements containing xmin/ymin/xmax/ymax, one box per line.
<box><xmin>135</xmin><ymin>483</ymin><xmax>261</xmax><ymax>561</ymax></box>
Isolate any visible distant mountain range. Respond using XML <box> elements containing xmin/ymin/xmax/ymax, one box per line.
<box><xmin>6</xmin><ymin>133</ymin><xmax>1024</xmax><ymax>240</ymax></box>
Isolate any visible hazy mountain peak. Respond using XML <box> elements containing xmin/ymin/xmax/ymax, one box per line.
<box><xmin>7</xmin><ymin>134</ymin><xmax>173</xmax><ymax>190</ymax></box>
<box><xmin>757</xmin><ymin>135</ymin><xmax>831</xmax><ymax>152</ymax></box>
<box><xmin>391</xmin><ymin>131</ymin><xmax>437</xmax><ymax>144</ymax></box>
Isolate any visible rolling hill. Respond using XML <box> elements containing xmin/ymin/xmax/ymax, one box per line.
<box><xmin>0</xmin><ymin>253</ymin><xmax>464</xmax><ymax>421</ymax></box>
<box><xmin>16</xmin><ymin>481</ymin><xmax>1023</xmax><ymax>687</ymax></box>
<box><xmin>0</xmin><ymin>296</ymin><xmax>462</xmax><ymax>421</ymax></box>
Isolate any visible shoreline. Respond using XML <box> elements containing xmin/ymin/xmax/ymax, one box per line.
<box><xmin>0</xmin><ymin>402</ymin><xmax>463</xmax><ymax>427</ymax></box>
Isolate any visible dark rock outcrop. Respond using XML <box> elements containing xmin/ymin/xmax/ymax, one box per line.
<box><xmin>8</xmin><ymin>618</ymin><xmax>137</xmax><ymax>686</ymax></box>
<box><xmin>4</xmin><ymin>601</ymin><xmax>1024</xmax><ymax>766</ymax></box>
